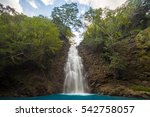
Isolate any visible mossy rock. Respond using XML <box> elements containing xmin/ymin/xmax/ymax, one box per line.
<box><xmin>135</xmin><ymin>27</ymin><xmax>150</xmax><ymax>50</ymax></box>
<box><xmin>135</xmin><ymin>27</ymin><xmax>150</xmax><ymax>66</ymax></box>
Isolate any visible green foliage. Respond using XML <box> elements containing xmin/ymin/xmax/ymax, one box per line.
<box><xmin>131</xmin><ymin>85</ymin><xmax>150</xmax><ymax>92</ymax></box>
<box><xmin>83</xmin><ymin>5</ymin><xmax>134</xmax><ymax>50</ymax></box>
<box><xmin>51</xmin><ymin>3</ymin><xmax>82</xmax><ymax>28</ymax></box>
<box><xmin>83</xmin><ymin>0</ymin><xmax>150</xmax><ymax>78</ymax></box>
<box><xmin>135</xmin><ymin>28</ymin><xmax>150</xmax><ymax>63</ymax></box>
<box><xmin>84</xmin><ymin>7</ymin><xmax>103</xmax><ymax>24</ymax></box>
<box><xmin>83</xmin><ymin>24</ymin><xmax>104</xmax><ymax>47</ymax></box>
<box><xmin>135</xmin><ymin>28</ymin><xmax>150</xmax><ymax>50</ymax></box>
<box><xmin>129</xmin><ymin>0</ymin><xmax>150</xmax><ymax>29</ymax></box>
<box><xmin>0</xmin><ymin>3</ymin><xmax>18</xmax><ymax>15</ymax></box>
<box><xmin>109</xmin><ymin>53</ymin><xmax>127</xmax><ymax>70</ymax></box>
<box><xmin>19</xmin><ymin>17</ymin><xmax>62</xmax><ymax>68</ymax></box>
<box><xmin>51</xmin><ymin>3</ymin><xmax>82</xmax><ymax>38</ymax></box>
<box><xmin>55</xmin><ymin>21</ymin><xmax>73</xmax><ymax>38</ymax></box>
<box><xmin>0</xmin><ymin>6</ymin><xmax>63</xmax><ymax>70</ymax></box>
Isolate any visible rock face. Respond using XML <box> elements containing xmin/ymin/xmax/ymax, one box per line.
<box><xmin>78</xmin><ymin>45</ymin><xmax>150</xmax><ymax>99</ymax></box>
<box><xmin>48</xmin><ymin>40</ymin><xmax>70</xmax><ymax>94</ymax></box>
<box><xmin>0</xmin><ymin>39</ymin><xmax>70</xmax><ymax>97</ymax></box>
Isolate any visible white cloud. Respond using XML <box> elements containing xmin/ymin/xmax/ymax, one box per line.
<box><xmin>28</xmin><ymin>0</ymin><xmax>38</xmax><ymax>9</ymax></box>
<box><xmin>41</xmin><ymin>0</ymin><xmax>54</xmax><ymax>5</ymax></box>
<box><xmin>0</xmin><ymin>0</ymin><xmax>23</xmax><ymax>13</ymax></box>
<box><xmin>65</xmin><ymin>0</ymin><xmax>127</xmax><ymax>10</ymax></box>
<box><xmin>90</xmin><ymin>0</ymin><xmax>127</xmax><ymax>9</ymax></box>
<box><xmin>65</xmin><ymin>0</ymin><xmax>90</xmax><ymax>5</ymax></box>
<box><xmin>77</xmin><ymin>0</ymin><xmax>91</xmax><ymax>5</ymax></box>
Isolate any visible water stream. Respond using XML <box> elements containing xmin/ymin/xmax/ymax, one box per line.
<box><xmin>63</xmin><ymin>45</ymin><xmax>88</xmax><ymax>93</ymax></box>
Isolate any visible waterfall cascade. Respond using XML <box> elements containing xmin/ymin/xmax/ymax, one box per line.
<box><xmin>63</xmin><ymin>45</ymin><xmax>88</xmax><ymax>93</ymax></box>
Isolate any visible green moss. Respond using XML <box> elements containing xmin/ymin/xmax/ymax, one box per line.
<box><xmin>131</xmin><ymin>85</ymin><xmax>150</xmax><ymax>92</ymax></box>
<box><xmin>135</xmin><ymin>27</ymin><xmax>150</xmax><ymax>50</ymax></box>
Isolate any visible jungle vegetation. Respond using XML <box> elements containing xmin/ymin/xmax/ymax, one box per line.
<box><xmin>82</xmin><ymin>0</ymin><xmax>150</xmax><ymax>79</ymax></box>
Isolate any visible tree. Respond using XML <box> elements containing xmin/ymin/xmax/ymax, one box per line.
<box><xmin>128</xmin><ymin>0</ymin><xmax>150</xmax><ymax>29</ymax></box>
<box><xmin>0</xmin><ymin>4</ymin><xmax>63</xmax><ymax>70</ymax></box>
<box><xmin>0</xmin><ymin>3</ymin><xmax>18</xmax><ymax>15</ymax></box>
<box><xmin>84</xmin><ymin>7</ymin><xmax>103</xmax><ymax>24</ymax></box>
<box><xmin>51</xmin><ymin>3</ymin><xmax>82</xmax><ymax>30</ymax></box>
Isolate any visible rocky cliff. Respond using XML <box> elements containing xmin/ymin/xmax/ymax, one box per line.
<box><xmin>78</xmin><ymin>45</ymin><xmax>150</xmax><ymax>99</ymax></box>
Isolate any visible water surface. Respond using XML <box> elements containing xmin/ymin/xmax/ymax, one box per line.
<box><xmin>0</xmin><ymin>94</ymin><xmax>137</xmax><ymax>100</ymax></box>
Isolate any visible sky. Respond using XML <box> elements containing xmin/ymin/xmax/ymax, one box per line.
<box><xmin>0</xmin><ymin>0</ymin><xmax>127</xmax><ymax>16</ymax></box>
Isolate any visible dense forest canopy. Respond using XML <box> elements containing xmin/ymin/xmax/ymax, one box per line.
<box><xmin>0</xmin><ymin>2</ymin><xmax>82</xmax><ymax>71</ymax></box>
<box><xmin>0</xmin><ymin>7</ymin><xmax>60</xmax><ymax>70</ymax></box>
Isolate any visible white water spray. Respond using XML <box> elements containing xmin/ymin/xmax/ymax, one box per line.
<box><xmin>63</xmin><ymin>44</ymin><xmax>88</xmax><ymax>93</ymax></box>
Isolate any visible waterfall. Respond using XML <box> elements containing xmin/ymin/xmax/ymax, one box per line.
<box><xmin>63</xmin><ymin>45</ymin><xmax>88</xmax><ymax>94</ymax></box>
